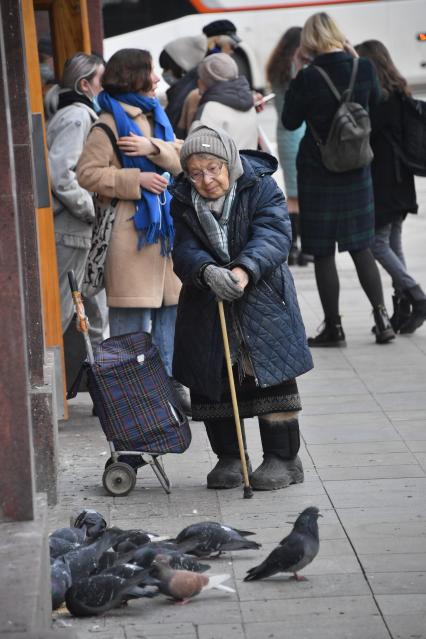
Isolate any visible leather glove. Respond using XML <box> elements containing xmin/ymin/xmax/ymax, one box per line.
<box><xmin>203</xmin><ymin>265</ymin><xmax>244</xmax><ymax>302</ymax></box>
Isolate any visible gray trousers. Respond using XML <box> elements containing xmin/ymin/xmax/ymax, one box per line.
<box><xmin>372</xmin><ymin>217</ymin><xmax>419</xmax><ymax>295</ymax></box>
<box><xmin>57</xmin><ymin>242</ymin><xmax>108</xmax><ymax>346</ymax></box>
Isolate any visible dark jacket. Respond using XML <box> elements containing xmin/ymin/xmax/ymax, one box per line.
<box><xmin>196</xmin><ymin>76</ymin><xmax>253</xmax><ymax>117</ymax></box>
<box><xmin>170</xmin><ymin>151</ymin><xmax>313</xmax><ymax>401</ymax></box>
<box><xmin>370</xmin><ymin>91</ymin><xmax>418</xmax><ymax>227</ymax></box>
<box><xmin>282</xmin><ymin>52</ymin><xmax>381</xmax><ymax>165</ymax></box>
<box><xmin>165</xmin><ymin>68</ymin><xmax>198</xmax><ymax>132</ymax></box>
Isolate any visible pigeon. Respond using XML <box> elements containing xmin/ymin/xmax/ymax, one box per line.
<box><xmin>51</xmin><ymin>558</ymin><xmax>72</xmax><ymax>610</ymax></box>
<box><xmin>149</xmin><ymin>555</ymin><xmax>235</xmax><ymax>603</ymax></box>
<box><xmin>98</xmin><ymin>562</ymin><xmax>159</xmax><ymax>585</ymax></box>
<box><xmin>60</xmin><ymin>528</ymin><xmax>122</xmax><ymax>582</ymax></box>
<box><xmin>49</xmin><ymin>536</ymin><xmax>80</xmax><ymax>560</ymax></box>
<box><xmin>244</xmin><ymin>506</ymin><xmax>322</xmax><ymax>582</ymax></box>
<box><xmin>112</xmin><ymin>529</ymin><xmax>152</xmax><ymax>553</ymax></box>
<box><xmin>65</xmin><ymin>572</ymin><xmax>158</xmax><ymax>617</ymax></box>
<box><xmin>71</xmin><ymin>509</ymin><xmax>107</xmax><ymax>539</ymax></box>
<box><xmin>174</xmin><ymin>522</ymin><xmax>261</xmax><ymax>557</ymax></box>
<box><xmin>127</xmin><ymin>545</ymin><xmax>211</xmax><ymax>573</ymax></box>
<box><xmin>50</xmin><ymin>526</ymin><xmax>87</xmax><ymax>544</ymax></box>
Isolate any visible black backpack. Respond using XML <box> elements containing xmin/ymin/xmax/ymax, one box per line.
<box><xmin>385</xmin><ymin>95</ymin><xmax>426</xmax><ymax>177</ymax></box>
<box><xmin>309</xmin><ymin>58</ymin><xmax>373</xmax><ymax>173</ymax></box>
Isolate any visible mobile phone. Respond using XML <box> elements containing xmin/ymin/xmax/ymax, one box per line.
<box><xmin>161</xmin><ymin>171</ymin><xmax>171</xmax><ymax>184</ymax></box>
<box><xmin>254</xmin><ymin>92</ymin><xmax>276</xmax><ymax>108</ymax></box>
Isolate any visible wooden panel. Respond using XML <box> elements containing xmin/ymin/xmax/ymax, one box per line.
<box><xmin>50</xmin><ymin>0</ymin><xmax>91</xmax><ymax>74</ymax></box>
<box><xmin>22</xmin><ymin>0</ymin><xmax>68</xmax><ymax>417</ymax></box>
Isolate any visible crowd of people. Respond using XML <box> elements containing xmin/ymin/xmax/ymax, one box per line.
<box><xmin>42</xmin><ymin>12</ymin><xmax>425</xmax><ymax>492</ymax></box>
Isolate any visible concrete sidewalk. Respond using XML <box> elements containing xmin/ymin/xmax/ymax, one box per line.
<box><xmin>50</xmin><ymin>179</ymin><xmax>426</xmax><ymax>639</ymax></box>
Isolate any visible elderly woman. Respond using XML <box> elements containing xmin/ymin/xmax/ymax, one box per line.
<box><xmin>170</xmin><ymin>123</ymin><xmax>313</xmax><ymax>491</ymax></box>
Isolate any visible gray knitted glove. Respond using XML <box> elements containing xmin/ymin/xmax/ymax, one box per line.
<box><xmin>203</xmin><ymin>265</ymin><xmax>244</xmax><ymax>302</ymax></box>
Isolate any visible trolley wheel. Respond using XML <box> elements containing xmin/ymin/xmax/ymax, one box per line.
<box><xmin>102</xmin><ymin>462</ymin><xmax>136</xmax><ymax>496</ymax></box>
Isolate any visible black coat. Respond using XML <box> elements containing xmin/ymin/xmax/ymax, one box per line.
<box><xmin>281</xmin><ymin>52</ymin><xmax>382</xmax><ymax>256</ymax></box>
<box><xmin>170</xmin><ymin>151</ymin><xmax>313</xmax><ymax>401</ymax></box>
<box><xmin>165</xmin><ymin>68</ymin><xmax>198</xmax><ymax>134</ymax></box>
<box><xmin>370</xmin><ymin>91</ymin><xmax>418</xmax><ymax>227</ymax></box>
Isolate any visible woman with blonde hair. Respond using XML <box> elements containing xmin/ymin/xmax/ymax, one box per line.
<box><xmin>282</xmin><ymin>13</ymin><xmax>395</xmax><ymax>345</ymax></box>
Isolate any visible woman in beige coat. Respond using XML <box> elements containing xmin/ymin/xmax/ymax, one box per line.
<box><xmin>77</xmin><ymin>49</ymin><xmax>186</xmax><ymax>401</ymax></box>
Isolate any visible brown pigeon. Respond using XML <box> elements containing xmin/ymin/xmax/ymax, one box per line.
<box><xmin>149</xmin><ymin>555</ymin><xmax>235</xmax><ymax>603</ymax></box>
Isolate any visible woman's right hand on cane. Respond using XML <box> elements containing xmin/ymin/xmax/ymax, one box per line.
<box><xmin>139</xmin><ymin>172</ymin><xmax>168</xmax><ymax>194</ymax></box>
<box><xmin>203</xmin><ymin>265</ymin><xmax>244</xmax><ymax>302</ymax></box>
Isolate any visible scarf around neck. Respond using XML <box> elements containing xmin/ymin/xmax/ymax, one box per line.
<box><xmin>97</xmin><ymin>91</ymin><xmax>175</xmax><ymax>255</ymax></box>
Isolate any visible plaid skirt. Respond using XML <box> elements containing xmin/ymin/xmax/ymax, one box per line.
<box><xmin>297</xmin><ymin>150</ymin><xmax>375</xmax><ymax>256</ymax></box>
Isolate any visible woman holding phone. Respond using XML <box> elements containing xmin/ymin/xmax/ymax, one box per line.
<box><xmin>77</xmin><ymin>48</ymin><xmax>190</xmax><ymax>412</ymax></box>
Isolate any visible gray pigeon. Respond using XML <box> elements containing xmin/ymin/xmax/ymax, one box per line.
<box><xmin>244</xmin><ymin>507</ymin><xmax>321</xmax><ymax>582</ymax></box>
<box><xmin>175</xmin><ymin>521</ymin><xmax>260</xmax><ymax>557</ymax></box>
<box><xmin>51</xmin><ymin>558</ymin><xmax>72</xmax><ymax>610</ymax></box>
<box><xmin>49</xmin><ymin>536</ymin><xmax>80</xmax><ymax>560</ymax></box>
<box><xmin>71</xmin><ymin>509</ymin><xmax>107</xmax><ymax>539</ymax></box>
<box><xmin>65</xmin><ymin>572</ymin><xmax>158</xmax><ymax>617</ymax></box>
<box><xmin>60</xmin><ymin>528</ymin><xmax>122</xmax><ymax>582</ymax></box>
<box><xmin>127</xmin><ymin>544</ymin><xmax>211</xmax><ymax>572</ymax></box>
<box><xmin>51</xmin><ymin>527</ymin><xmax>87</xmax><ymax>544</ymax></box>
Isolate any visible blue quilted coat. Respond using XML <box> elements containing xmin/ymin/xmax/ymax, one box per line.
<box><xmin>170</xmin><ymin>151</ymin><xmax>313</xmax><ymax>401</ymax></box>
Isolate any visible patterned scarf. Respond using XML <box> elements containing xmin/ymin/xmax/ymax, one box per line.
<box><xmin>191</xmin><ymin>184</ymin><xmax>237</xmax><ymax>263</ymax></box>
<box><xmin>97</xmin><ymin>91</ymin><xmax>175</xmax><ymax>255</ymax></box>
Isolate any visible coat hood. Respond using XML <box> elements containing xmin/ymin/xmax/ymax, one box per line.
<box><xmin>198</xmin><ymin>76</ymin><xmax>253</xmax><ymax>113</ymax></box>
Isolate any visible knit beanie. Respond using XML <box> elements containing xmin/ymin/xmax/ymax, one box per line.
<box><xmin>180</xmin><ymin>124</ymin><xmax>228</xmax><ymax>170</ymax></box>
<box><xmin>198</xmin><ymin>53</ymin><xmax>238</xmax><ymax>88</ymax></box>
<box><xmin>164</xmin><ymin>35</ymin><xmax>208</xmax><ymax>73</ymax></box>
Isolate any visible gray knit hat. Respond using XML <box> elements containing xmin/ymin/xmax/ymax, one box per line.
<box><xmin>164</xmin><ymin>35</ymin><xmax>207</xmax><ymax>73</ymax></box>
<box><xmin>180</xmin><ymin>122</ymin><xmax>244</xmax><ymax>187</ymax></box>
<box><xmin>198</xmin><ymin>52</ymin><xmax>238</xmax><ymax>88</ymax></box>
<box><xmin>180</xmin><ymin>125</ymin><xmax>227</xmax><ymax>171</ymax></box>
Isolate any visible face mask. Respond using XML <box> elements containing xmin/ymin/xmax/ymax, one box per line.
<box><xmin>162</xmin><ymin>70</ymin><xmax>179</xmax><ymax>86</ymax></box>
<box><xmin>91</xmin><ymin>95</ymin><xmax>101</xmax><ymax>113</ymax></box>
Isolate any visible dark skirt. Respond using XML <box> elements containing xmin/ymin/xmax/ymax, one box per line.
<box><xmin>297</xmin><ymin>146</ymin><xmax>375</xmax><ymax>257</ymax></box>
<box><xmin>191</xmin><ymin>374</ymin><xmax>301</xmax><ymax>422</ymax></box>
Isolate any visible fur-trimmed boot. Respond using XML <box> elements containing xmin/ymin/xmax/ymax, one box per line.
<box><xmin>250</xmin><ymin>414</ymin><xmax>304</xmax><ymax>491</ymax></box>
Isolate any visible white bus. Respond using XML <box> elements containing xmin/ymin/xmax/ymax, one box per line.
<box><xmin>103</xmin><ymin>0</ymin><xmax>426</xmax><ymax>89</ymax></box>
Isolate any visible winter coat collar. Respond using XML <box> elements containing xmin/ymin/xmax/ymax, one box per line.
<box><xmin>312</xmin><ymin>51</ymin><xmax>353</xmax><ymax>66</ymax></box>
<box><xmin>171</xmin><ymin>151</ymin><xmax>278</xmax><ymax>206</ymax></box>
<box><xmin>198</xmin><ymin>76</ymin><xmax>253</xmax><ymax>113</ymax></box>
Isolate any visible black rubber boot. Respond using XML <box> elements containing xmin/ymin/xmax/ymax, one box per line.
<box><xmin>204</xmin><ymin>419</ymin><xmax>247</xmax><ymax>489</ymax></box>
<box><xmin>373</xmin><ymin>305</ymin><xmax>396</xmax><ymax>343</ymax></box>
<box><xmin>251</xmin><ymin>417</ymin><xmax>304</xmax><ymax>491</ymax></box>
<box><xmin>308</xmin><ymin>317</ymin><xmax>346</xmax><ymax>347</ymax></box>
<box><xmin>399</xmin><ymin>286</ymin><xmax>426</xmax><ymax>334</ymax></box>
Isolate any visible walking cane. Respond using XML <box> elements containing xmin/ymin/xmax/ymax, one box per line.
<box><xmin>217</xmin><ymin>300</ymin><xmax>253</xmax><ymax>499</ymax></box>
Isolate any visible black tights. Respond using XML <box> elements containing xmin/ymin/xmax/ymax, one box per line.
<box><xmin>314</xmin><ymin>248</ymin><xmax>384</xmax><ymax>321</ymax></box>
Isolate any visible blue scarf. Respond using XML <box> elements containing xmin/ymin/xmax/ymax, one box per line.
<box><xmin>97</xmin><ymin>91</ymin><xmax>175</xmax><ymax>255</ymax></box>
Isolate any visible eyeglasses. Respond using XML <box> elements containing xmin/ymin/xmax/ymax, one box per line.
<box><xmin>188</xmin><ymin>162</ymin><xmax>226</xmax><ymax>183</ymax></box>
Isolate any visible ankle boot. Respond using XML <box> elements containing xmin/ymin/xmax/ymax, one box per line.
<box><xmin>373</xmin><ymin>305</ymin><xmax>396</xmax><ymax>343</ymax></box>
<box><xmin>399</xmin><ymin>285</ymin><xmax>426</xmax><ymax>334</ymax></box>
<box><xmin>251</xmin><ymin>416</ymin><xmax>304</xmax><ymax>491</ymax></box>
<box><xmin>204</xmin><ymin>419</ymin><xmax>246</xmax><ymax>489</ymax></box>
<box><xmin>390</xmin><ymin>294</ymin><xmax>411</xmax><ymax>332</ymax></box>
<box><xmin>308</xmin><ymin>317</ymin><xmax>346</xmax><ymax>347</ymax></box>
<box><xmin>371</xmin><ymin>294</ymin><xmax>411</xmax><ymax>335</ymax></box>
